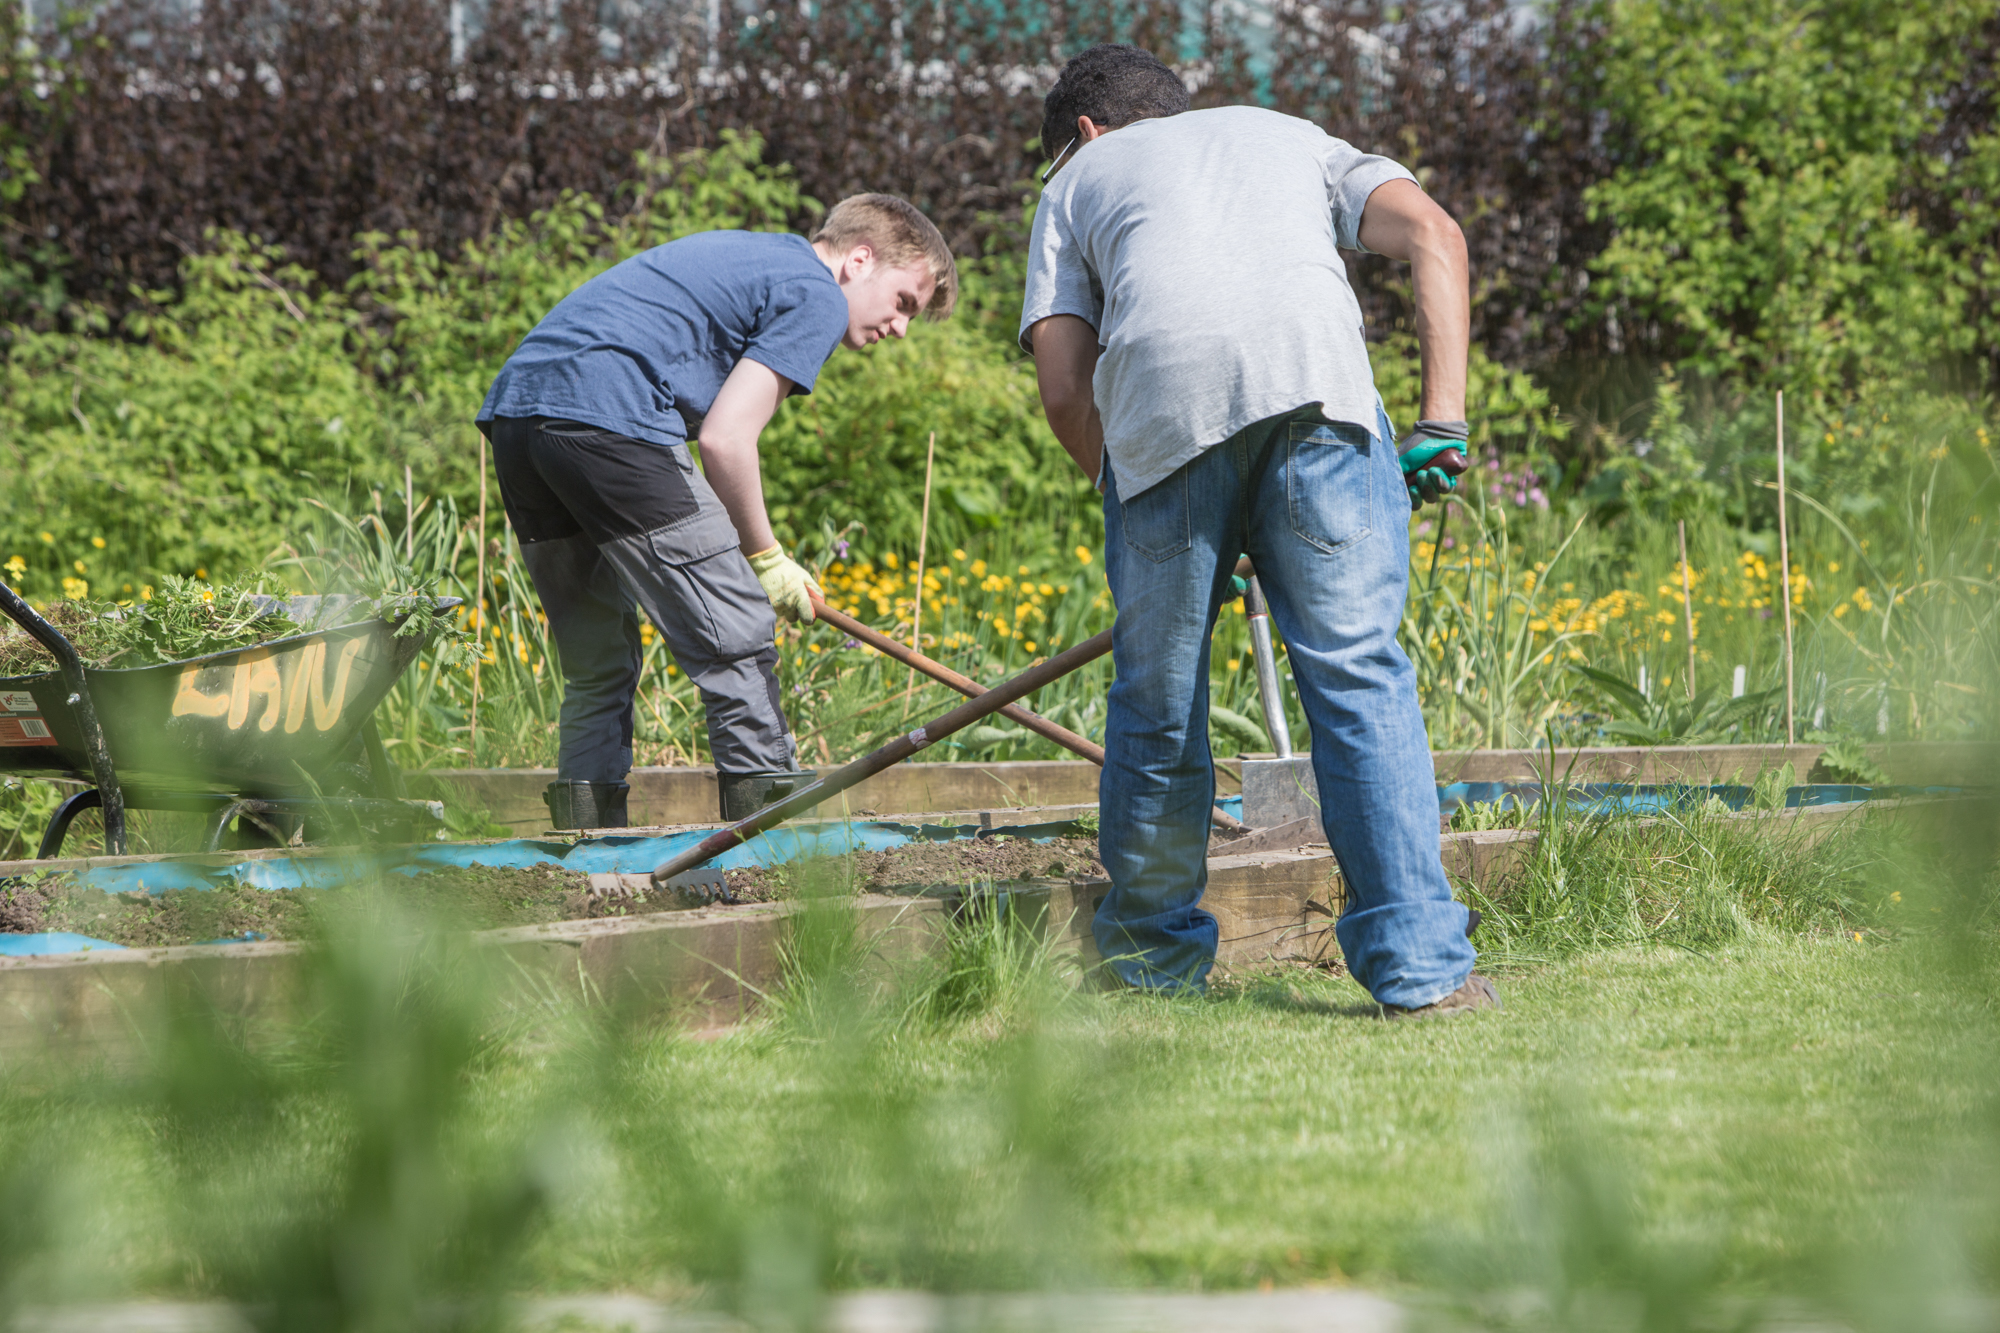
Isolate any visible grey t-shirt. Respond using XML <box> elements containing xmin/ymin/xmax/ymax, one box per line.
<box><xmin>1019</xmin><ymin>105</ymin><xmax>1416</xmax><ymax>497</ymax></box>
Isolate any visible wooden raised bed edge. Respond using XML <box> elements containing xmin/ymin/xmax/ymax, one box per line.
<box><xmin>2</xmin><ymin>795</ymin><xmax>1962</xmax><ymax>1068</ymax></box>
<box><xmin>418</xmin><ymin>743</ymin><xmax>1997</xmax><ymax>834</ymax></box>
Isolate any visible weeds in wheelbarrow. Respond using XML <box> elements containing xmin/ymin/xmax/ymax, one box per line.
<box><xmin>0</xmin><ymin>573</ymin><xmax>306</xmax><ymax>674</ymax></box>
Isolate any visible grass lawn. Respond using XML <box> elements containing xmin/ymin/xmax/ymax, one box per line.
<box><xmin>521</xmin><ymin>932</ymin><xmax>1989</xmax><ymax>1300</ymax></box>
<box><xmin>3</xmin><ymin>812</ymin><xmax>1995</xmax><ymax>1329</ymax></box>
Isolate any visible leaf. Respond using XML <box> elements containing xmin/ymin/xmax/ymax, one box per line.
<box><xmin>1569</xmin><ymin>664</ymin><xmax>1653</xmax><ymax>719</ymax></box>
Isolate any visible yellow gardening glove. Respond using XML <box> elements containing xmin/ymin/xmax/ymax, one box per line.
<box><xmin>746</xmin><ymin>544</ymin><xmax>823</xmax><ymax>624</ymax></box>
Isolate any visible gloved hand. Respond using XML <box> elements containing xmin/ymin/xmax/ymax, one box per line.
<box><xmin>1398</xmin><ymin>419</ymin><xmax>1471</xmax><ymax>509</ymax></box>
<box><xmin>746</xmin><ymin>545</ymin><xmax>824</xmax><ymax>623</ymax></box>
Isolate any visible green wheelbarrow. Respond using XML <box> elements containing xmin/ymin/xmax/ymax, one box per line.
<box><xmin>1</xmin><ymin>580</ymin><xmax>457</xmax><ymax>859</ymax></box>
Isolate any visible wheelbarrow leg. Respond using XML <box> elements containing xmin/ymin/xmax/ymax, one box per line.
<box><xmin>0</xmin><ymin>579</ymin><xmax>126</xmax><ymax>855</ymax></box>
<box><xmin>37</xmin><ymin>787</ymin><xmax>103</xmax><ymax>860</ymax></box>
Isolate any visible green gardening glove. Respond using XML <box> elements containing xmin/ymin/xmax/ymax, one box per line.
<box><xmin>1398</xmin><ymin>420</ymin><xmax>1471</xmax><ymax>509</ymax></box>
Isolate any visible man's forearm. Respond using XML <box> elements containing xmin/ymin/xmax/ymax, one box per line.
<box><xmin>1409</xmin><ymin>229</ymin><xmax>1470</xmax><ymax>423</ymax></box>
<box><xmin>1028</xmin><ymin>313</ymin><xmax>1107</xmax><ymax>487</ymax></box>
<box><xmin>1046</xmin><ymin>399</ymin><xmax>1105</xmax><ymax>485</ymax></box>
<box><xmin>696</xmin><ymin>431</ymin><xmax>779</xmax><ymax>553</ymax></box>
<box><xmin>1357</xmin><ymin>179</ymin><xmax>1471</xmax><ymax>425</ymax></box>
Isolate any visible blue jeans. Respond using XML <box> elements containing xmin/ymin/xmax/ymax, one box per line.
<box><xmin>1096</xmin><ymin>405</ymin><xmax>1477</xmax><ymax>1006</ymax></box>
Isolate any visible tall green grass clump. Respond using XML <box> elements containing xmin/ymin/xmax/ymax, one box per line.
<box><xmin>1466</xmin><ymin>795</ymin><xmax>1896</xmax><ymax>966</ymax></box>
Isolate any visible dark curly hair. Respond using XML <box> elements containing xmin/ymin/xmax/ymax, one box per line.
<box><xmin>1039</xmin><ymin>44</ymin><xmax>1190</xmax><ymax>167</ymax></box>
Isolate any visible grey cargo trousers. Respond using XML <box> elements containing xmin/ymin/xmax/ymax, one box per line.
<box><xmin>485</xmin><ymin>417</ymin><xmax>797</xmax><ymax>782</ymax></box>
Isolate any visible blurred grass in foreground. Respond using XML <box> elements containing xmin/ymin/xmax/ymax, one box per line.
<box><xmin>0</xmin><ymin>787</ymin><xmax>1994</xmax><ymax>1329</ymax></box>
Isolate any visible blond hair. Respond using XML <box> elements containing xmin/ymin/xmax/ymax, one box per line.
<box><xmin>811</xmin><ymin>194</ymin><xmax>958</xmax><ymax>320</ymax></box>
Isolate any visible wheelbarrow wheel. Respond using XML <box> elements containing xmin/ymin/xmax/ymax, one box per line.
<box><xmin>37</xmin><ymin>788</ymin><xmax>105</xmax><ymax>860</ymax></box>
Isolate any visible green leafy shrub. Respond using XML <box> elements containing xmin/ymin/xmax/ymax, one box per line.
<box><xmin>0</xmin><ymin>134</ymin><xmax>1083</xmax><ymax>598</ymax></box>
<box><xmin>1581</xmin><ymin>0</ymin><xmax>1996</xmax><ymax>399</ymax></box>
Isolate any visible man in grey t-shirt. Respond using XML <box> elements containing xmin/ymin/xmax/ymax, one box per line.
<box><xmin>1022</xmin><ymin>44</ymin><xmax>1494</xmax><ymax>1015</ymax></box>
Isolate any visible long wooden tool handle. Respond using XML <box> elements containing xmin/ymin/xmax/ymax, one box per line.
<box><xmin>810</xmin><ymin>597</ymin><xmax>1104</xmax><ymax>763</ymax></box>
<box><xmin>810</xmin><ymin>598</ymin><xmax>1246</xmax><ymax>832</ymax></box>
<box><xmin>649</xmin><ymin>628</ymin><xmax>1116</xmax><ymax>887</ymax></box>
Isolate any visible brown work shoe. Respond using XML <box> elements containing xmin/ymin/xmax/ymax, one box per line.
<box><xmin>1384</xmin><ymin>973</ymin><xmax>1502</xmax><ymax>1019</ymax></box>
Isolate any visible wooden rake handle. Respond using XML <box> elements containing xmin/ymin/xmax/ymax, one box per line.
<box><xmin>809</xmin><ymin>596</ymin><xmax>1247</xmax><ymax>834</ymax></box>
<box><xmin>809</xmin><ymin>596</ymin><xmax>1105</xmax><ymax>762</ymax></box>
<box><xmin>647</xmin><ymin>628</ymin><xmax>1117</xmax><ymax>888</ymax></box>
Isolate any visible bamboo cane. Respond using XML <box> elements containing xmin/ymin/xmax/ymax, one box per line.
<box><xmin>471</xmin><ymin>434</ymin><xmax>488</xmax><ymax>753</ymax></box>
<box><xmin>1776</xmin><ymin>391</ymin><xmax>1796</xmax><ymax>744</ymax></box>
<box><xmin>904</xmin><ymin>430</ymin><xmax>936</xmax><ymax>711</ymax></box>
<box><xmin>1679</xmin><ymin>519</ymin><xmax>1696</xmax><ymax>700</ymax></box>
<box><xmin>645</xmin><ymin>628</ymin><xmax>1116</xmax><ymax>887</ymax></box>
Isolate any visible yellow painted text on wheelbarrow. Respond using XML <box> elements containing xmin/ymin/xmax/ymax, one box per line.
<box><xmin>170</xmin><ymin>638</ymin><xmax>369</xmax><ymax>733</ymax></box>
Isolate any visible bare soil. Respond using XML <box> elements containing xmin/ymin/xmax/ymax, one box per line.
<box><xmin>722</xmin><ymin>834</ymin><xmax>1105</xmax><ymax>900</ymax></box>
<box><xmin>1</xmin><ymin>862</ymin><xmax>609</xmax><ymax>949</ymax></box>
<box><xmin>0</xmin><ymin>833</ymin><xmax>1108</xmax><ymax>950</ymax></box>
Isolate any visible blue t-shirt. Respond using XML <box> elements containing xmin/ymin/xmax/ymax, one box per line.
<box><xmin>478</xmin><ymin>231</ymin><xmax>849</xmax><ymax>447</ymax></box>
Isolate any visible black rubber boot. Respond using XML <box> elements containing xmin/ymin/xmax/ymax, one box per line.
<box><xmin>718</xmin><ymin>768</ymin><xmax>818</xmax><ymax>823</ymax></box>
<box><xmin>543</xmin><ymin>780</ymin><xmax>631</xmax><ymax>830</ymax></box>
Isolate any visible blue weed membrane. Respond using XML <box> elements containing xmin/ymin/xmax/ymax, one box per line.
<box><xmin>49</xmin><ymin>815</ymin><xmax>1096</xmax><ymax>901</ymax></box>
<box><xmin>0</xmin><ymin>932</ymin><xmax>126</xmax><ymax>957</ymax></box>
<box><xmin>1436</xmin><ymin>781</ymin><xmax>1962</xmax><ymax>818</ymax></box>
<box><xmin>0</xmin><ymin>784</ymin><xmax>1955</xmax><ymax>957</ymax></box>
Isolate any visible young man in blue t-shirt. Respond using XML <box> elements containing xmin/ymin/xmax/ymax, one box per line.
<box><xmin>478</xmin><ymin>195</ymin><xmax>957</xmax><ymax>828</ymax></box>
